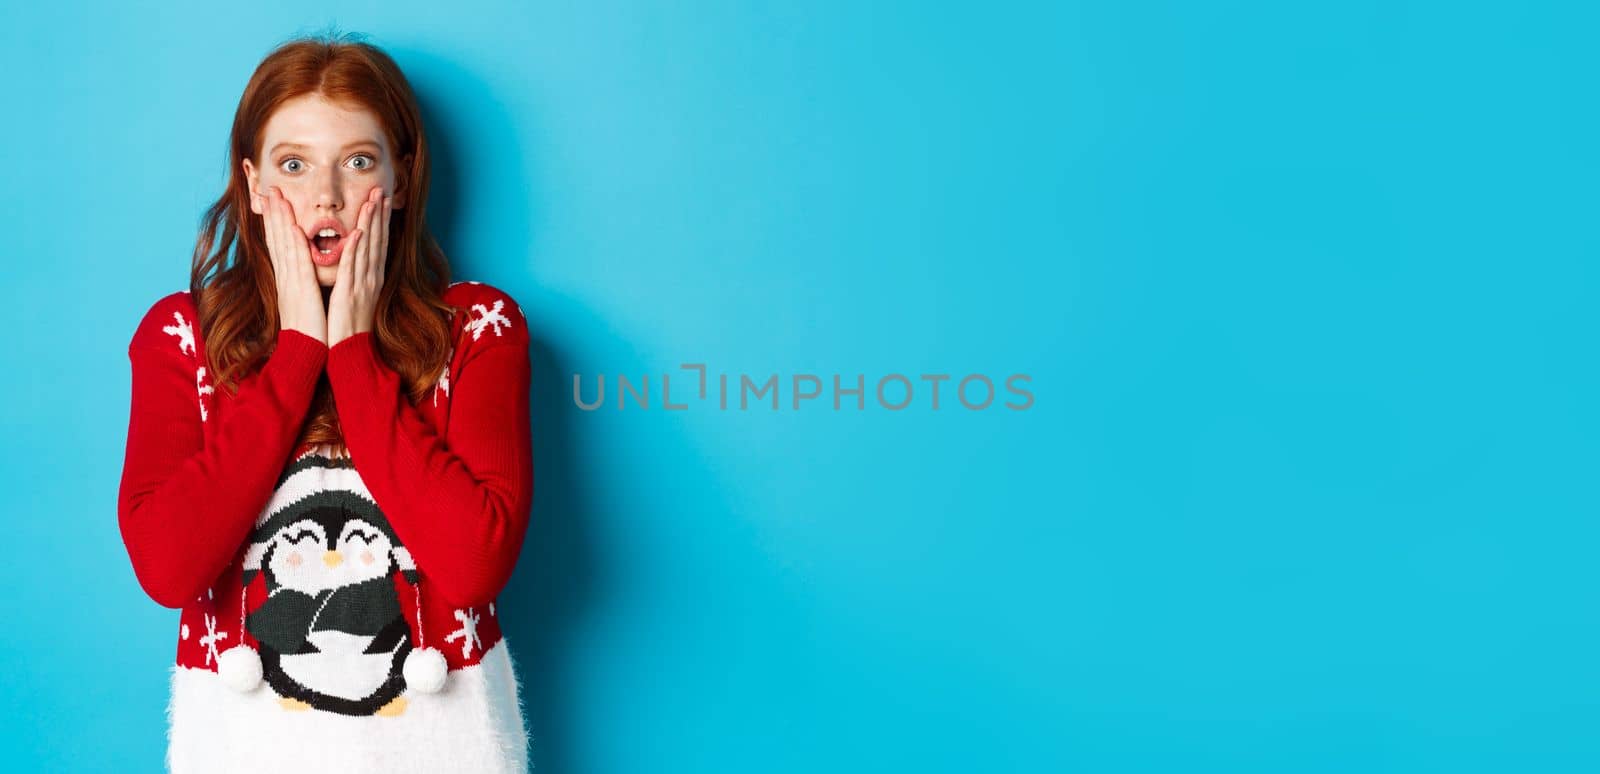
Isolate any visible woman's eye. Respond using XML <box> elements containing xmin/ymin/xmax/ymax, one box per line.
<box><xmin>280</xmin><ymin>158</ymin><xmax>303</xmax><ymax>173</ymax></box>
<box><xmin>349</xmin><ymin>154</ymin><xmax>374</xmax><ymax>171</ymax></box>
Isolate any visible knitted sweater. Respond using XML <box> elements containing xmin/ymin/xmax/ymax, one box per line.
<box><xmin>117</xmin><ymin>280</ymin><xmax>534</xmax><ymax>773</ymax></box>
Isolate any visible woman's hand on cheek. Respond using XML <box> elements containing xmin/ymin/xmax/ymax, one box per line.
<box><xmin>327</xmin><ymin>186</ymin><xmax>390</xmax><ymax>347</ymax></box>
<box><xmin>261</xmin><ymin>185</ymin><xmax>329</xmax><ymax>345</ymax></box>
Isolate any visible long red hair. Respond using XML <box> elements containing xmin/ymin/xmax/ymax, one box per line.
<box><xmin>189</xmin><ymin>33</ymin><xmax>454</xmax><ymax>455</ymax></box>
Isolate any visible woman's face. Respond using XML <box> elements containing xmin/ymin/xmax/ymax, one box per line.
<box><xmin>242</xmin><ymin>93</ymin><xmax>405</xmax><ymax>287</ymax></box>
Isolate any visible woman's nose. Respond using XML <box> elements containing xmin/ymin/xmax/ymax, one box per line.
<box><xmin>313</xmin><ymin>169</ymin><xmax>343</xmax><ymax>211</ymax></box>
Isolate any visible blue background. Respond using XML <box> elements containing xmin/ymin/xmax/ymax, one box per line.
<box><xmin>1</xmin><ymin>1</ymin><xmax>1594</xmax><ymax>771</ymax></box>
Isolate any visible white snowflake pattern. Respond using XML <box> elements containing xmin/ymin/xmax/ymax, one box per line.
<box><xmin>162</xmin><ymin>311</ymin><xmax>196</xmax><ymax>356</ymax></box>
<box><xmin>195</xmin><ymin>367</ymin><xmax>214</xmax><ymax>422</ymax></box>
<box><xmin>433</xmin><ymin>346</ymin><xmax>454</xmax><ymax>406</ymax></box>
<box><xmin>198</xmin><ymin>612</ymin><xmax>228</xmax><ymax>666</ymax></box>
<box><xmin>443</xmin><ymin>608</ymin><xmax>482</xmax><ymax>658</ymax></box>
<box><xmin>466</xmin><ymin>300</ymin><xmax>513</xmax><ymax>341</ymax></box>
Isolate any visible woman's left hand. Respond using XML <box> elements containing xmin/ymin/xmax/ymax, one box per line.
<box><xmin>328</xmin><ymin>186</ymin><xmax>391</xmax><ymax>346</ymax></box>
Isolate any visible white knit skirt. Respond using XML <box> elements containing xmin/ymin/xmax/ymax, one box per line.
<box><xmin>166</xmin><ymin>636</ymin><xmax>528</xmax><ymax>773</ymax></box>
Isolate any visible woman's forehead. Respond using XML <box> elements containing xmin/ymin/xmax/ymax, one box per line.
<box><xmin>262</xmin><ymin>94</ymin><xmax>390</xmax><ymax>154</ymax></box>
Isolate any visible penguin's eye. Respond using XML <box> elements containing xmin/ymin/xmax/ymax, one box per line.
<box><xmin>285</xmin><ymin>528</ymin><xmax>319</xmax><ymax>546</ymax></box>
<box><xmin>345</xmin><ymin>530</ymin><xmax>377</xmax><ymax>545</ymax></box>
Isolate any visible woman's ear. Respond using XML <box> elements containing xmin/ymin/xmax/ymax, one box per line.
<box><xmin>242</xmin><ymin>159</ymin><xmax>262</xmax><ymax>215</ymax></box>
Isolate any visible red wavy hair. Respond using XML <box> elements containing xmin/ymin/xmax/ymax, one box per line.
<box><xmin>189</xmin><ymin>32</ymin><xmax>455</xmax><ymax>455</ymax></box>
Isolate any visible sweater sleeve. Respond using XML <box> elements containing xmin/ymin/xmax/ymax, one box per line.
<box><xmin>324</xmin><ymin>290</ymin><xmax>533</xmax><ymax>609</ymax></box>
<box><xmin>117</xmin><ymin>296</ymin><xmax>329</xmax><ymax>609</ymax></box>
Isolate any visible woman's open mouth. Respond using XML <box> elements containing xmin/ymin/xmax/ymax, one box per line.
<box><xmin>309</xmin><ymin>230</ymin><xmax>345</xmax><ymax>266</ymax></box>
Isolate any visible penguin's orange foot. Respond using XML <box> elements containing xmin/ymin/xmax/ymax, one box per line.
<box><xmin>277</xmin><ymin>697</ymin><xmax>312</xmax><ymax>712</ymax></box>
<box><xmin>376</xmin><ymin>696</ymin><xmax>408</xmax><ymax>717</ymax></box>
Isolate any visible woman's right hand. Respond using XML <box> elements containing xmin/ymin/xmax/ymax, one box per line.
<box><xmin>257</xmin><ymin>186</ymin><xmax>327</xmax><ymax>345</ymax></box>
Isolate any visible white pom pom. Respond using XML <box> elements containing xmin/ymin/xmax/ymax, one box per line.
<box><xmin>217</xmin><ymin>645</ymin><xmax>262</xmax><ymax>692</ymax></box>
<box><xmin>404</xmin><ymin>646</ymin><xmax>448</xmax><ymax>693</ymax></box>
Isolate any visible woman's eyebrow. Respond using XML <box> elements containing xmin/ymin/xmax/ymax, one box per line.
<box><xmin>269</xmin><ymin>140</ymin><xmax>383</xmax><ymax>154</ymax></box>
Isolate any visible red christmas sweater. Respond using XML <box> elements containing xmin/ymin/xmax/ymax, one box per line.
<box><xmin>118</xmin><ymin>280</ymin><xmax>533</xmax><ymax>773</ymax></box>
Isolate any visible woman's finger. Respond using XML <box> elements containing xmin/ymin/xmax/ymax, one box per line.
<box><xmin>336</xmin><ymin>226</ymin><xmax>361</xmax><ymax>296</ymax></box>
<box><xmin>376</xmin><ymin>196</ymin><xmax>391</xmax><ymax>288</ymax></box>
<box><xmin>274</xmin><ymin>188</ymin><xmax>296</xmax><ymax>265</ymax></box>
<box><xmin>279</xmin><ymin>190</ymin><xmax>310</xmax><ymax>264</ymax></box>
<box><xmin>262</xmin><ymin>187</ymin><xmax>282</xmax><ymax>274</ymax></box>
<box><xmin>276</xmin><ymin>189</ymin><xmax>302</xmax><ymax>281</ymax></box>
<box><xmin>357</xmin><ymin>193</ymin><xmax>377</xmax><ymax>286</ymax></box>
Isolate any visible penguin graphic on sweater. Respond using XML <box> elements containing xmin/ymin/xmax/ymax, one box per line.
<box><xmin>240</xmin><ymin>450</ymin><xmax>418</xmax><ymax>716</ymax></box>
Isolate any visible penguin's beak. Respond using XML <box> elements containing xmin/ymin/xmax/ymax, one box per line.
<box><xmin>323</xmin><ymin>550</ymin><xmax>343</xmax><ymax>568</ymax></box>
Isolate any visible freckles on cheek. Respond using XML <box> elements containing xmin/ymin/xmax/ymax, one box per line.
<box><xmin>262</xmin><ymin>182</ymin><xmax>302</xmax><ymax>209</ymax></box>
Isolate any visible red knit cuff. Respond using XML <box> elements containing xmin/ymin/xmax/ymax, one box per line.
<box><xmin>326</xmin><ymin>331</ymin><xmax>388</xmax><ymax>393</ymax></box>
<box><xmin>269</xmin><ymin>328</ymin><xmax>329</xmax><ymax>394</ymax></box>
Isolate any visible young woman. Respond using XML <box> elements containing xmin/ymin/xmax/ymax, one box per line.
<box><xmin>117</xmin><ymin>34</ymin><xmax>533</xmax><ymax>773</ymax></box>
